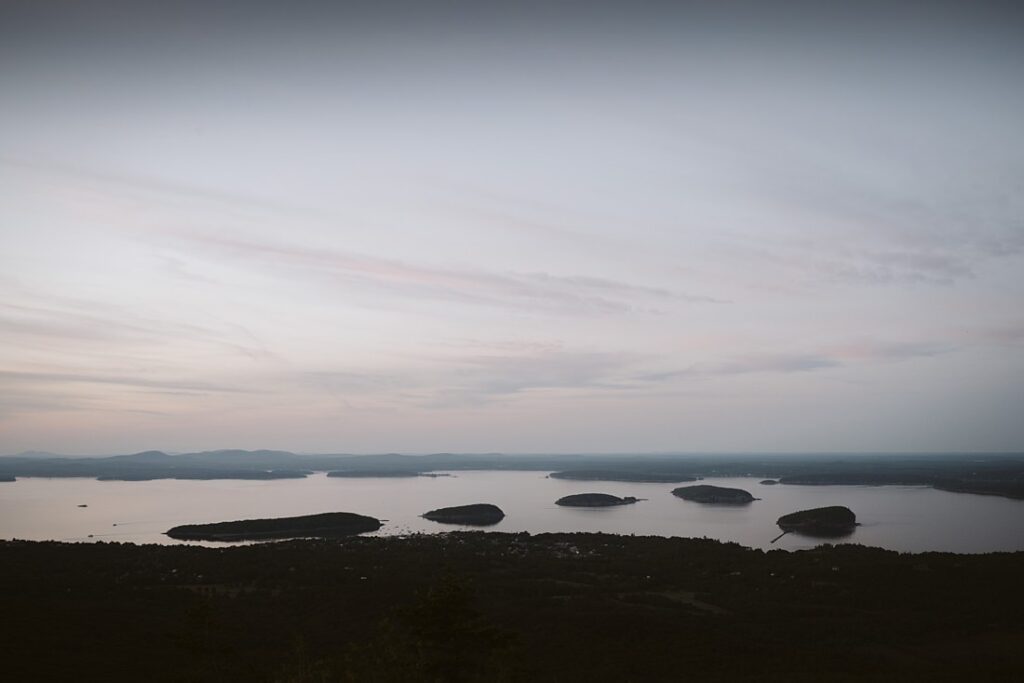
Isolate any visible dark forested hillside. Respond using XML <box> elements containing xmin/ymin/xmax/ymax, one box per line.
<box><xmin>2</xmin><ymin>533</ymin><xmax>1022</xmax><ymax>682</ymax></box>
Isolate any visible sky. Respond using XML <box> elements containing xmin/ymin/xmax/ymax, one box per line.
<box><xmin>1</xmin><ymin>0</ymin><xmax>1023</xmax><ymax>455</ymax></box>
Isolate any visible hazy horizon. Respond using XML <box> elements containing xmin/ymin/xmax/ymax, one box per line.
<box><xmin>6</xmin><ymin>448</ymin><xmax>1023</xmax><ymax>460</ymax></box>
<box><xmin>3</xmin><ymin>0</ymin><xmax>1023</xmax><ymax>455</ymax></box>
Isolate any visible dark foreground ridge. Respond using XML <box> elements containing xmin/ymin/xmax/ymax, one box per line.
<box><xmin>555</xmin><ymin>493</ymin><xmax>638</xmax><ymax>507</ymax></box>
<box><xmin>423</xmin><ymin>503</ymin><xmax>506</xmax><ymax>526</ymax></box>
<box><xmin>1</xmin><ymin>534</ymin><xmax>1022</xmax><ymax>682</ymax></box>
<box><xmin>672</xmin><ymin>484</ymin><xmax>756</xmax><ymax>504</ymax></box>
<box><xmin>777</xmin><ymin>506</ymin><xmax>858</xmax><ymax>538</ymax></box>
<box><xmin>165</xmin><ymin>512</ymin><xmax>382</xmax><ymax>541</ymax></box>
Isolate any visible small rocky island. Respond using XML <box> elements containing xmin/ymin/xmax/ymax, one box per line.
<box><xmin>672</xmin><ymin>485</ymin><xmax>756</xmax><ymax>504</ymax></box>
<box><xmin>422</xmin><ymin>503</ymin><xmax>505</xmax><ymax>526</ymax></box>
<box><xmin>555</xmin><ymin>493</ymin><xmax>639</xmax><ymax>507</ymax></box>
<box><xmin>759</xmin><ymin>479</ymin><xmax>779</xmax><ymax>485</ymax></box>
<box><xmin>166</xmin><ymin>512</ymin><xmax>382</xmax><ymax>541</ymax></box>
<box><xmin>776</xmin><ymin>506</ymin><xmax>857</xmax><ymax>538</ymax></box>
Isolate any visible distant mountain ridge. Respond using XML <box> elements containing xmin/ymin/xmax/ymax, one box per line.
<box><xmin>0</xmin><ymin>450</ymin><xmax>1022</xmax><ymax>498</ymax></box>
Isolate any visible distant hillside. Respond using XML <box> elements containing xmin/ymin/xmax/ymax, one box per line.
<box><xmin>1</xmin><ymin>451</ymin><xmax>1022</xmax><ymax>498</ymax></box>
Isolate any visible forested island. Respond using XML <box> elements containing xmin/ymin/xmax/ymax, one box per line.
<box><xmin>422</xmin><ymin>504</ymin><xmax>505</xmax><ymax>526</ymax></box>
<box><xmin>2</xmin><ymin>533</ymin><xmax>1022</xmax><ymax>682</ymax></box>
<box><xmin>165</xmin><ymin>512</ymin><xmax>382</xmax><ymax>541</ymax></box>
<box><xmin>672</xmin><ymin>484</ymin><xmax>756</xmax><ymax>504</ymax></box>
<box><xmin>777</xmin><ymin>506</ymin><xmax>858</xmax><ymax>538</ymax></box>
<box><xmin>555</xmin><ymin>493</ymin><xmax>639</xmax><ymax>507</ymax></box>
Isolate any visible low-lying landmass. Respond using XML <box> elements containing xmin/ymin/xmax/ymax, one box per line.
<box><xmin>672</xmin><ymin>484</ymin><xmax>756</xmax><ymax>504</ymax></box>
<box><xmin>422</xmin><ymin>503</ymin><xmax>506</xmax><ymax>526</ymax></box>
<box><xmin>548</xmin><ymin>470</ymin><xmax>697</xmax><ymax>483</ymax></box>
<box><xmin>555</xmin><ymin>493</ymin><xmax>639</xmax><ymax>507</ymax></box>
<box><xmin>931</xmin><ymin>478</ymin><xmax>1024</xmax><ymax>499</ymax></box>
<box><xmin>777</xmin><ymin>506</ymin><xmax>858</xmax><ymax>538</ymax></box>
<box><xmin>99</xmin><ymin>469</ymin><xmax>310</xmax><ymax>481</ymax></box>
<box><xmin>1</xmin><ymin>533</ymin><xmax>1022</xmax><ymax>682</ymax></box>
<box><xmin>2</xmin><ymin>450</ymin><xmax>1023</xmax><ymax>499</ymax></box>
<box><xmin>778</xmin><ymin>470</ymin><xmax>1024</xmax><ymax>500</ymax></box>
<box><xmin>165</xmin><ymin>512</ymin><xmax>382</xmax><ymax>541</ymax></box>
<box><xmin>327</xmin><ymin>470</ymin><xmax>453</xmax><ymax>478</ymax></box>
<box><xmin>0</xmin><ymin>475</ymin><xmax>14</xmax><ymax>482</ymax></box>
<box><xmin>327</xmin><ymin>470</ymin><xmax>423</xmax><ymax>478</ymax></box>
<box><xmin>760</xmin><ymin>479</ymin><xmax>778</xmax><ymax>485</ymax></box>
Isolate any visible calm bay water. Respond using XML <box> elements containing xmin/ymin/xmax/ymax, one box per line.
<box><xmin>2</xmin><ymin>471</ymin><xmax>1023</xmax><ymax>553</ymax></box>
